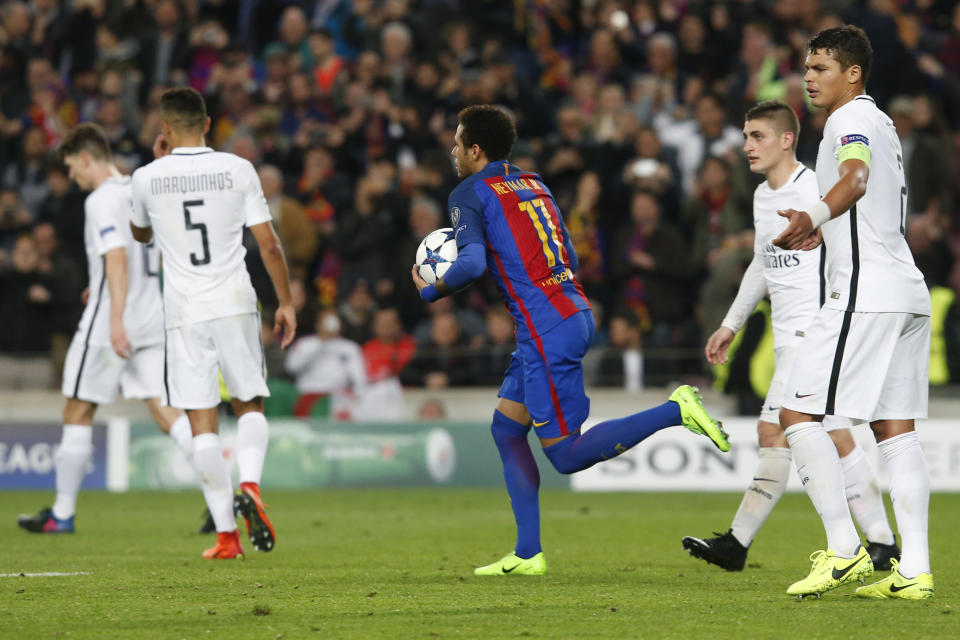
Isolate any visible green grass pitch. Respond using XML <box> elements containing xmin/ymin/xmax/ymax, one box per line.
<box><xmin>3</xmin><ymin>489</ymin><xmax>957</xmax><ymax>639</ymax></box>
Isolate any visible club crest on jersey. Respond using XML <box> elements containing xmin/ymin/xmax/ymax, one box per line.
<box><xmin>840</xmin><ymin>134</ymin><xmax>869</xmax><ymax>146</ymax></box>
<box><xmin>450</xmin><ymin>206</ymin><xmax>460</xmax><ymax>227</ymax></box>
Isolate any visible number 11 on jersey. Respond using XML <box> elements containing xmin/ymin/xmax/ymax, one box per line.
<box><xmin>518</xmin><ymin>198</ymin><xmax>563</xmax><ymax>267</ymax></box>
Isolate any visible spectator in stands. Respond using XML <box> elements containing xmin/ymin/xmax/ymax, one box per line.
<box><xmin>413</xmin><ymin>295</ymin><xmax>485</xmax><ymax>348</ymax></box>
<box><xmin>309</xmin><ymin>28</ymin><xmax>346</xmax><ymax>98</ymax></box>
<box><xmin>471</xmin><ymin>308</ymin><xmax>516</xmax><ymax>386</ymax></box>
<box><xmin>2</xmin><ymin>127</ymin><xmax>49</xmax><ymax>218</ymax></box>
<box><xmin>338</xmin><ymin>279</ymin><xmax>378</xmax><ymax>344</ymax></box>
<box><xmin>595</xmin><ymin>307</ymin><xmax>645</xmax><ymax>391</ymax></box>
<box><xmin>285</xmin><ymin>309</ymin><xmax>367</xmax><ymax>420</ymax></box>
<box><xmin>611</xmin><ymin>189</ymin><xmax>697</xmax><ymax>378</ymax></box>
<box><xmin>404</xmin><ymin>311</ymin><xmax>472</xmax><ymax>389</ymax></box>
<box><xmin>681</xmin><ymin>155</ymin><xmax>750</xmax><ymax>271</ymax></box>
<box><xmin>32</xmin><ymin>220</ymin><xmax>82</xmax><ymax>380</ymax></box>
<box><xmin>0</xmin><ymin>234</ymin><xmax>55</xmax><ymax>388</ymax></box>
<box><xmin>0</xmin><ymin>188</ymin><xmax>33</xmax><ymax>250</ymax></box>
<box><xmin>259</xmin><ymin>165</ymin><xmax>316</xmax><ymax>280</ymax></box>
<box><xmin>357</xmin><ymin>307</ymin><xmax>416</xmax><ymax>421</ymax></box>
<box><xmin>137</xmin><ymin>0</ymin><xmax>190</xmax><ymax>96</ymax></box>
<box><xmin>657</xmin><ymin>92</ymin><xmax>743</xmax><ymax>196</ymax></box>
<box><xmin>36</xmin><ymin>164</ymin><xmax>85</xmax><ymax>269</ymax></box>
<box><xmin>889</xmin><ymin>95</ymin><xmax>956</xmax><ymax>216</ymax></box>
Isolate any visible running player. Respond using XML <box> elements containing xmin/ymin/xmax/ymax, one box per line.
<box><xmin>774</xmin><ymin>25</ymin><xmax>933</xmax><ymax>599</ymax></box>
<box><xmin>411</xmin><ymin>105</ymin><xmax>731</xmax><ymax>576</ymax></box>
<box><xmin>130</xmin><ymin>88</ymin><xmax>296</xmax><ymax>560</ymax></box>
<box><xmin>681</xmin><ymin>101</ymin><xmax>898</xmax><ymax>571</ymax></box>
<box><xmin>17</xmin><ymin>124</ymin><xmax>197</xmax><ymax>534</ymax></box>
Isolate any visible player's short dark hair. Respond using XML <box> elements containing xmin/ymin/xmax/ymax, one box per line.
<box><xmin>745</xmin><ymin>100</ymin><xmax>800</xmax><ymax>150</ymax></box>
<box><xmin>808</xmin><ymin>25</ymin><xmax>873</xmax><ymax>87</ymax></box>
<box><xmin>457</xmin><ymin>105</ymin><xmax>517</xmax><ymax>161</ymax></box>
<box><xmin>159</xmin><ymin>87</ymin><xmax>208</xmax><ymax>132</ymax></box>
<box><xmin>58</xmin><ymin>123</ymin><xmax>111</xmax><ymax>162</ymax></box>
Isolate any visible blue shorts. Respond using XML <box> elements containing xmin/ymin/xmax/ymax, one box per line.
<box><xmin>498</xmin><ymin>310</ymin><xmax>593</xmax><ymax>438</ymax></box>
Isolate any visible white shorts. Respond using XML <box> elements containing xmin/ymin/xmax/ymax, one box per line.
<box><xmin>164</xmin><ymin>313</ymin><xmax>269</xmax><ymax>409</ymax></box>
<box><xmin>62</xmin><ymin>337</ymin><xmax>164</xmax><ymax>404</ymax></box>
<box><xmin>761</xmin><ymin>346</ymin><xmax>859</xmax><ymax>431</ymax></box>
<box><xmin>784</xmin><ymin>309</ymin><xmax>930</xmax><ymax>421</ymax></box>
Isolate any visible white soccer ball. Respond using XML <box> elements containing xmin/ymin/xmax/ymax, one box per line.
<box><xmin>415</xmin><ymin>227</ymin><xmax>458</xmax><ymax>285</ymax></box>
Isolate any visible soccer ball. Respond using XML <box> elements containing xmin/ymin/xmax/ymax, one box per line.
<box><xmin>415</xmin><ymin>228</ymin><xmax>458</xmax><ymax>285</ymax></box>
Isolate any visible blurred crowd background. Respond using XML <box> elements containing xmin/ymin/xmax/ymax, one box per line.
<box><xmin>1</xmin><ymin>0</ymin><xmax>959</xmax><ymax>418</ymax></box>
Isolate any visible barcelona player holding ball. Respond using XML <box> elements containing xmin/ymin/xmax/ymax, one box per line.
<box><xmin>411</xmin><ymin>105</ymin><xmax>731</xmax><ymax>575</ymax></box>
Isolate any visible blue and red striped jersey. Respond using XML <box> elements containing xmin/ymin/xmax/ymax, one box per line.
<box><xmin>449</xmin><ymin>161</ymin><xmax>591</xmax><ymax>342</ymax></box>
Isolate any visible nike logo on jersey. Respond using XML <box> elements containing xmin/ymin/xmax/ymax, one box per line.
<box><xmin>795</xmin><ymin>392</ymin><xmax>815</xmax><ymax>399</ymax></box>
<box><xmin>831</xmin><ymin>557</ymin><xmax>863</xmax><ymax>580</ymax></box>
<box><xmin>532</xmin><ymin>419</ymin><xmax>550</xmax><ymax>428</ymax></box>
<box><xmin>766</xmin><ymin>405</ymin><xmax>780</xmax><ymax>412</ymax></box>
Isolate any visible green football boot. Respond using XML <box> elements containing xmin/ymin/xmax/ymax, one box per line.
<box><xmin>669</xmin><ymin>385</ymin><xmax>730</xmax><ymax>452</ymax></box>
<box><xmin>786</xmin><ymin>546</ymin><xmax>873</xmax><ymax>597</ymax></box>
<box><xmin>856</xmin><ymin>559</ymin><xmax>934</xmax><ymax>600</ymax></box>
<box><xmin>474</xmin><ymin>552</ymin><xmax>547</xmax><ymax>576</ymax></box>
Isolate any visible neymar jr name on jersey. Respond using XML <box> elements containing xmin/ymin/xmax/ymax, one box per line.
<box><xmin>488</xmin><ymin>177</ymin><xmax>547</xmax><ymax>196</ymax></box>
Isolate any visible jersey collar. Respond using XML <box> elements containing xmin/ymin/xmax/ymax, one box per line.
<box><xmin>170</xmin><ymin>146</ymin><xmax>214</xmax><ymax>155</ymax></box>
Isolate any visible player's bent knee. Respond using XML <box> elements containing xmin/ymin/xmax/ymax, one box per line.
<box><xmin>233</xmin><ymin>396</ymin><xmax>265</xmax><ymax>416</ymax></box>
<box><xmin>63</xmin><ymin>398</ymin><xmax>96</xmax><ymax>425</ymax></box>
<box><xmin>542</xmin><ymin>436</ymin><xmax>581</xmax><ymax>475</ymax></box>
<box><xmin>757</xmin><ymin>420</ymin><xmax>787</xmax><ymax>448</ymax></box>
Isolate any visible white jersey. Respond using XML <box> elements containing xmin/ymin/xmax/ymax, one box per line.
<box><xmin>754</xmin><ymin>164</ymin><xmax>823</xmax><ymax>348</ymax></box>
<box><xmin>816</xmin><ymin>96</ymin><xmax>930</xmax><ymax>315</ymax></box>
<box><xmin>130</xmin><ymin>147</ymin><xmax>272</xmax><ymax>328</ymax></box>
<box><xmin>76</xmin><ymin>176</ymin><xmax>163</xmax><ymax>347</ymax></box>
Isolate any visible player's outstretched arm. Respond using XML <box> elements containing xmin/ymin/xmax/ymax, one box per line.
<box><xmin>249</xmin><ymin>221</ymin><xmax>296</xmax><ymax>349</ymax></box>
<box><xmin>104</xmin><ymin>247</ymin><xmax>132</xmax><ymax>359</ymax></box>
<box><xmin>706</xmin><ymin>255</ymin><xmax>766</xmax><ymax>365</ymax></box>
<box><xmin>774</xmin><ymin>158</ymin><xmax>869</xmax><ymax>250</ymax></box>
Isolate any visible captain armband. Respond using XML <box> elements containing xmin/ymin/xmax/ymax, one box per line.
<box><xmin>837</xmin><ymin>136</ymin><xmax>873</xmax><ymax>167</ymax></box>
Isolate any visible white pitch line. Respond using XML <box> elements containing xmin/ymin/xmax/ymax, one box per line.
<box><xmin>0</xmin><ymin>571</ymin><xmax>91</xmax><ymax>578</ymax></box>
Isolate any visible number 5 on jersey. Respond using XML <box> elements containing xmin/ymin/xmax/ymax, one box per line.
<box><xmin>183</xmin><ymin>199</ymin><xmax>211</xmax><ymax>266</ymax></box>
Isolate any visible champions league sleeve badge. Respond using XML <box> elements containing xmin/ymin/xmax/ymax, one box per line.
<box><xmin>450</xmin><ymin>206</ymin><xmax>460</xmax><ymax>227</ymax></box>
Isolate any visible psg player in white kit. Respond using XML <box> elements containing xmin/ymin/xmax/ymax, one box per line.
<box><xmin>682</xmin><ymin>101</ymin><xmax>897</xmax><ymax>572</ymax></box>
<box><xmin>18</xmin><ymin>124</ymin><xmax>198</xmax><ymax>534</ymax></box>
<box><xmin>775</xmin><ymin>26</ymin><xmax>933</xmax><ymax>599</ymax></box>
<box><xmin>131</xmin><ymin>88</ymin><xmax>297</xmax><ymax>559</ymax></box>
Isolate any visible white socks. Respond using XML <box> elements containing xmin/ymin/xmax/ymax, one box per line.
<box><xmin>785</xmin><ymin>422</ymin><xmax>861</xmax><ymax>557</ymax></box>
<box><xmin>236</xmin><ymin>412</ymin><xmax>269</xmax><ymax>485</ymax></box>
<box><xmin>879</xmin><ymin>431</ymin><xmax>930</xmax><ymax>578</ymax></box>
<box><xmin>730</xmin><ymin>447</ymin><xmax>792</xmax><ymax>547</ymax></box>
<box><xmin>167</xmin><ymin>415</ymin><xmax>194</xmax><ymax>464</ymax></box>
<box><xmin>839</xmin><ymin>444</ymin><xmax>895</xmax><ymax>545</ymax></box>
<box><xmin>52</xmin><ymin>425</ymin><xmax>93</xmax><ymax>520</ymax></box>
<box><xmin>193</xmin><ymin>433</ymin><xmax>236</xmax><ymax>533</ymax></box>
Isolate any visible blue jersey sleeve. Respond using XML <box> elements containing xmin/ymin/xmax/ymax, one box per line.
<box><xmin>440</xmin><ymin>242</ymin><xmax>485</xmax><ymax>290</ymax></box>
<box><xmin>448</xmin><ymin>183</ymin><xmax>486</xmax><ymax>248</ymax></box>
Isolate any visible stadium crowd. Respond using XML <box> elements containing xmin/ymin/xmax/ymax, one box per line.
<box><xmin>1</xmin><ymin>0</ymin><xmax>959</xmax><ymax>400</ymax></box>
